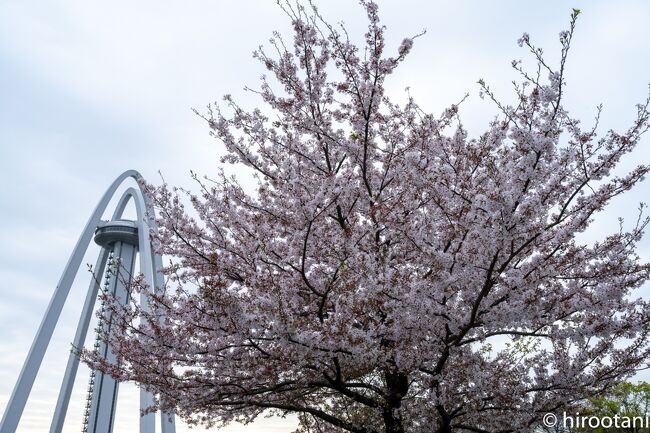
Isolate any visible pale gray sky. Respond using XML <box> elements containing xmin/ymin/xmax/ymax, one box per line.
<box><xmin>0</xmin><ymin>1</ymin><xmax>649</xmax><ymax>432</ymax></box>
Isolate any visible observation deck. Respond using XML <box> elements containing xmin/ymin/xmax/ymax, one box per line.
<box><xmin>93</xmin><ymin>220</ymin><xmax>139</xmax><ymax>247</ymax></box>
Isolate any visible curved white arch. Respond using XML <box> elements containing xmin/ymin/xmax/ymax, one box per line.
<box><xmin>0</xmin><ymin>171</ymin><xmax>175</xmax><ymax>433</ymax></box>
<box><xmin>48</xmin><ymin>248</ymin><xmax>111</xmax><ymax>433</ymax></box>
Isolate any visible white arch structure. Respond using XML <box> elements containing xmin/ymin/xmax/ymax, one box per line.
<box><xmin>0</xmin><ymin>170</ymin><xmax>176</xmax><ymax>433</ymax></box>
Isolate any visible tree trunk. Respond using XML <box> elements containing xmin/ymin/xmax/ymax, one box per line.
<box><xmin>383</xmin><ymin>370</ymin><xmax>409</xmax><ymax>433</ymax></box>
<box><xmin>435</xmin><ymin>405</ymin><xmax>452</xmax><ymax>433</ymax></box>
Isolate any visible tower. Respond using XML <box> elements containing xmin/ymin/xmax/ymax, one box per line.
<box><xmin>0</xmin><ymin>171</ymin><xmax>176</xmax><ymax>433</ymax></box>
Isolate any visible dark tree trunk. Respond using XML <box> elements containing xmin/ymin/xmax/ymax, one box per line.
<box><xmin>435</xmin><ymin>404</ymin><xmax>452</xmax><ymax>433</ymax></box>
<box><xmin>383</xmin><ymin>370</ymin><xmax>409</xmax><ymax>433</ymax></box>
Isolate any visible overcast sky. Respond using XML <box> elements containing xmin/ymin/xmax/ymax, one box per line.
<box><xmin>1</xmin><ymin>1</ymin><xmax>649</xmax><ymax>432</ymax></box>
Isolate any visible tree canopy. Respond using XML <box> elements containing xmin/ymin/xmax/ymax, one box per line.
<box><xmin>84</xmin><ymin>3</ymin><xmax>650</xmax><ymax>433</ymax></box>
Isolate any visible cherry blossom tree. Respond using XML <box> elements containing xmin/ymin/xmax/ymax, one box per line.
<box><xmin>84</xmin><ymin>3</ymin><xmax>650</xmax><ymax>433</ymax></box>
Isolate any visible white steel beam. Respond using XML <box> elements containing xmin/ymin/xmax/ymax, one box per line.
<box><xmin>86</xmin><ymin>241</ymin><xmax>137</xmax><ymax>433</ymax></box>
<box><xmin>49</xmin><ymin>248</ymin><xmax>110</xmax><ymax>433</ymax></box>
